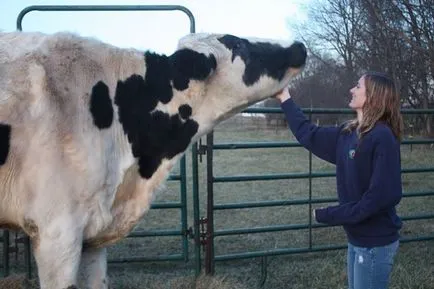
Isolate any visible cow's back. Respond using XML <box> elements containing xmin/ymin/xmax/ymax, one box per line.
<box><xmin>1</xmin><ymin>32</ymin><xmax>109</xmax><ymax>121</ymax></box>
<box><xmin>0</xmin><ymin>31</ymin><xmax>143</xmax><ymax>231</ymax></box>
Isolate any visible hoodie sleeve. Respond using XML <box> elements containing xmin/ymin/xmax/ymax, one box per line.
<box><xmin>315</xmin><ymin>131</ymin><xmax>402</xmax><ymax>225</ymax></box>
<box><xmin>281</xmin><ymin>98</ymin><xmax>341</xmax><ymax>164</ymax></box>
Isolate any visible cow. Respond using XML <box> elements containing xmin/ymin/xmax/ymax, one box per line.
<box><xmin>0</xmin><ymin>31</ymin><xmax>306</xmax><ymax>289</ymax></box>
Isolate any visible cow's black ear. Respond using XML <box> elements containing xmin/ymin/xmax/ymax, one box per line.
<box><xmin>170</xmin><ymin>49</ymin><xmax>217</xmax><ymax>91</ymax></box>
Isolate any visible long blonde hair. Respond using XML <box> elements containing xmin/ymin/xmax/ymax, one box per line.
<box><xmin>343</xmin><ymin>72</ymin><xmax>403</xmax><ymax>140</ymax></box>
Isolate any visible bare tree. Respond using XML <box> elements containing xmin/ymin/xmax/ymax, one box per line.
<box><xmin>362</xmin><ymin>0</ymin><xmax>433</xmax><ymax>134</ymax></box>
<box><xmin>290</xmin><ymin>0</ymin><xmax>433</xmax><ymax>135</ymax></box>
<box><xmin>293</xmin><ymin>0</ymin><xmax>365</xmax><ymax>78</ymax></box>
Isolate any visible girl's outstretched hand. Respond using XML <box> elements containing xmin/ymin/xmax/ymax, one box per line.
<box><xmin>274</xmin><ymin>87</ymin><xmax>291</xmax><ymax>103</ymax></box>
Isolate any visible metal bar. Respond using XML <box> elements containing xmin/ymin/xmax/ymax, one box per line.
<box><xmin>108</xmin><ymin>254</ymin><xmax>184</xmax><ymax>263</ymax></box>
<box><xmin>242</xmin><ymin>107</ymin><xmax>434</xmax><ymax>114</ymax></box>
<box><xmin>211</xmin><ymin>138</ymin><xmax>434</xmax><ymax>150</ymax></box>
<box><xmin>24</xmin><ymin>236</ymin><xmax>32</xmax><ymax>279</ymax></box>
<box><xmin>150</xmin><ymin>202</ymin><xmax>183</xmax><ymax>209</ymax></box>
<box><xmin>402</xmin><ymin>167</ymin><xmax>434</xmax><ymax>173</ymax></box>
<box><xmin>214</xmin><ymin>166</ymin><xmax>434</xmax><ymax>182</ymax></box>
<box><xmin>180</xmin><ymin>156</ymin><xmax>189</xmax><ymax>262</ymax></box>
<box><xmin>403</xmin><ymin>191</ymin><xmax>434</xmax><ymax>197</ymax></box>
<box><xmin>213</xmin><ymin>190</ymin><xmax>434</xmax><ymax>210</ymax></box>
<box><xmin>127</xmin><ymin>229</ymin><xmax>183</xmax><ymax>238</ymax></box>
<box><xmin>167</xmin><ymin>175</ymin><xmax>182</xmax><ymax>181</ymax></box>
<box><xmin>260</xmin><ymin>256</ymin><xmax>268</xmax><ymax>288</ymax></box>
<box><xmin>400</xmin><ymin>235</ymin><xmax>434</xmax><ymax>242</ymax></box>
<box><xmin>402</xmin><ymin>139</ymin><xmax>434</xmax><ymax>145</ymax></box>
<box><xmin>206</xmin><ymin>132</ymin><xmax>215</xmax><ymax>275</ymax></box>
<box><xmin>213</xmin><ymin>234</ymin><xmax>434</xmax><ymax>261</ymax></box>
<box><xmin>191</xmin><ymin>143</ymin><xmax>202</xmax><ymax>276</ymax></box>
<box><xmin>215</xmin><ymin>244</ymin><xmax>347</xmax><ymax>261</ymax></box>
<box><xmin>214</xmin><ymin>198</ymin><xmax>338</xmax><ymax>210</ymax></box>
<box><xmin>2</xmin><ymin>230</ymin><xmax>9</xmax><ymax>277</ymax></box>
<box><xmin>214</xmin><ymin>223</ymin><xmax>333</xmax><ymax>237</ymax></box>
<box><xmin>395</xmin><ymin>109</ymin><xmax>434</xmax><ymax>114</ymax></box>
<box><xmin>214</xmin><ymin>172</ymin><xmax>336</xmax><ymax>182</ymax></box>
<box><xmin>17</xmin><ymin>5</ymin><xmax>195</xmax><ymax>33</ymax></box>
<box><xmin>213</xmin><ymin>141</ymin><xmax>302</xmax><ymax>149</ymax></box>
<box><xmin>308</xmin><ymin>112</ymin><xmax>313</xmax><ymax>250</ymax></box>
<box><xmin>244</xmin><ymin>107</ymin><xmax>354</xmax><ymax>114</ymax></box>
<box><xmin>401</xmin><ymin>214</ymin><xmax>434</xmax><ymax>221</ymax></box>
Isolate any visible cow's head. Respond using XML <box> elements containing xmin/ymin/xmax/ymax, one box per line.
<box><xmin>172</xmin><ymin>33</ymin><xmax>306</xmax><ymax>135</ymax></box>
<box><xmin>113</xmin><ymin>33</ymin><xmax>306</xmax><ymax>178</ymax></box>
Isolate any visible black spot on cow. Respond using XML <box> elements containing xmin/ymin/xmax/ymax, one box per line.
<box><xmin>142</xmin><ymin>49</ymin><xmax>216</xmax><ymax>103</ymax></box>
<box><xmin>89</xmin><ymin>81</ymin><xmax>114</xmax><ymax>129</ymax></box>
<box><xmin>169</xmin><ymin>49</ymin><xmax>216</xmax><ymax>91</ymax></box>
<box><xmin>64</xmin><ymin>286</ymin><xmax>78</xmax><ymax>289</ymax></box>
<box><xmin>0</xmin><ymin>123</ymin><xmax>11</xmax><ymax>165</ymax></box>
<box><xmin>115</xmin><ymin>73</ymin><xmax>199</xmax><ymax>179</ymax></box>
<box><xmin>144</xmin><ymin>52</ymin><xmax>173</xmax><ymax>104</ymax></box>
<box><xmin>218</xmin><ymin>34</ymin><xmax>306</xmax><ymax>86</ymax></box>
<box><xmin>178</xmin><ymin>104</ymin><xmax>192</xmax><ymax>120</ymax></box>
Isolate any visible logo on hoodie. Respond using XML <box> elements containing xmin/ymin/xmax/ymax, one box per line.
<box><xmin>349</xmin><ymin>149</ymin><xmax>356</xmax><ymax>159</ymax></box>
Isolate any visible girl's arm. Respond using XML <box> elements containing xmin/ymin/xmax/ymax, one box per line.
<box><xmin>276</xmin><ymin>89</ymin><xmax>341</xmax><ymax>164</ymax></box>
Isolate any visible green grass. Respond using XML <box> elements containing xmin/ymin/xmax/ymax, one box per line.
<box><xmin>1</xmin><ymin>121</ymin><xmax>434</xmax><ymax>289</ymax></box>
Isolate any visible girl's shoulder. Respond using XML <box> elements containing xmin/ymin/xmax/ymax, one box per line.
<box><xmin>366</xmin><ymin>122</ymin><xmax>399</xmax><ymax>146</ymax></box>
<box><xmin>371</xmin><ymin>122</ymin><xmax>395</xmax><ymax>136</ymax></box>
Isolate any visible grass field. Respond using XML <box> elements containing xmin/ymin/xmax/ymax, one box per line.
<box><xmin>1</xmin><ymin>118</ymin><xmax>434</xmax><ymax>289</ymax></box>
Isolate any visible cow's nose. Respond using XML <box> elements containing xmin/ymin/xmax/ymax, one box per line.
<box><xmin>289</xmin><ymin>41</ymin><xmax>307</xmax><ymax>68</ymax></box>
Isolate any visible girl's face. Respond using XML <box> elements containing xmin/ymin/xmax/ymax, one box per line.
<box><xmin>349</xmin><ymin>76</ymin><xmax>367</xmax><ymax>110</ymax></box>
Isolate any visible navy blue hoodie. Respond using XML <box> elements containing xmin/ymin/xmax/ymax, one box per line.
<box><xmin>281</xmin><ymin>99</ymin><xmax>402</xmax><ymax>247</ymax></box>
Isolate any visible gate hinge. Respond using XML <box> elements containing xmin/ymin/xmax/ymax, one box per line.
<box><xmin>183</xmin><ymin>227</ymin><xmax>194</xmax><ymax>239</ymax></box>
<box><xmin>198</xmin><ymin>144</ymin><xmax>207</xmax><ymax>155</ymax></box>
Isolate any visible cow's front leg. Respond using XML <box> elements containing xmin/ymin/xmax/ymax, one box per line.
<box><xmin>32</xmin><ymin>218</ymin><xmax>83</xmax><ymax>289</ymax></box>
<box><xmin>78</xmin><ymin>247</ymin><xmax>109</xmax><ymax>289</ymax></box>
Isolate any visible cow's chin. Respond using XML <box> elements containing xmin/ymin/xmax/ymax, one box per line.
<box><xmin>192</xmin><ymin>121</ymin><xmax>213</xmax><ymax>140</ymax></box>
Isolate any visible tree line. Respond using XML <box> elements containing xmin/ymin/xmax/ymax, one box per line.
<box><xmin>264</xmin><ymin>0</ymin><xmax>433</xmax><ymax>136</ymax></box>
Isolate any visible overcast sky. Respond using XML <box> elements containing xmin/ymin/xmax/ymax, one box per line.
<box><xmin>1</xmin><ymin>0</ymin><xmax>310</xmax><ymax>54</ymax></box>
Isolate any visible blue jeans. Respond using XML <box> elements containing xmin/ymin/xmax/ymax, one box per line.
<box><xmin>347</xmin><ymin>240</ymin><xmax>399</xmax><ymax>289</ymax></box>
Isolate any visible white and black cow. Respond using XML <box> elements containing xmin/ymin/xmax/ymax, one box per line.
<box><xmin>0</xmin><ymin>31</ymin><xmax>306</xmax><ymax>289</ymax></box>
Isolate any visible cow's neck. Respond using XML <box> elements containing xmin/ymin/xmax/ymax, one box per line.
<box><xmin>86</xmin><ymin>129</ymin><xmax>182</xmax><ymax>247</ymax></box>
<box><xmin>84</xmin><ymin>49</ymin><xmax>201</xmax><ymax>246</ymax></box>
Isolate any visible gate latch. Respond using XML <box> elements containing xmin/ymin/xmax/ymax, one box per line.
<box><xmin>197</xmin><ymin>138</ymin><xmax>207</xmax><ymax>162</ymax></box>
<box><xmin>199</xmin><ymin>217</ymin><xmax>208</xmax><ymax>251</ymax></box>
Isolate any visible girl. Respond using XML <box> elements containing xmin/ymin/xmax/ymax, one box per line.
<box><xmin>275</xmin><ymin>72</ymin><xmax>403</xmax><ymax>289</ymax></box>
